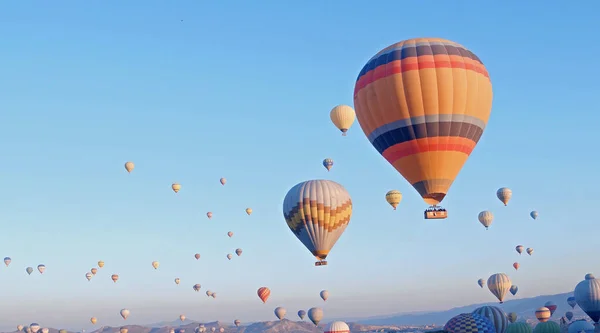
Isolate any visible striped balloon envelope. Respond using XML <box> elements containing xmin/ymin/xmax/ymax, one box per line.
<box><xmin>472</xmin><ymin>306</ymin><xmax>509</xmax><ymax>333</ymax></box>
<box><xmin>353</xmin><ymin>37</ymin><xmax>493</xmax><ymax>208</ymax></box>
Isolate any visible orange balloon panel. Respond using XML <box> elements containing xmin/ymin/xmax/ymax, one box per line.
<box><xmin>354</xmin><ymin>38</ymin><xmax>493</xmax><ymax>205</ymax></box>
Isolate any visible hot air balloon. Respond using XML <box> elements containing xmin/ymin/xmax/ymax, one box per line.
<box><xmin>479</xmin><ymin>211</ymin><xmax>494</xmax><ymax>229</ymax></box>
<box><xmin>124</xmin><ymin>162</ymin><xmax>134</xmax><ymax>173</ymax></box>
<box><xmin>496</xmin><ymin>188</ymin><xmax>512</xmax><ymax>206</ymax></box>
<box><xmin>227</xmin><ymin>231</ymin><xmax>233</xmax><ymax>238</ymax></box>
<box><xmin>17</xmin><ymin>326</ymin><xmax>23</xmax><ymax>332</ymax></box>
<box><xmin>574</xmin><ymin>274</ymin><xmax>600</xmax><ymax>323</ymax></box>
<box><xmin>91</xmin><ymin>268</ymin><xmax>98</xmax><ymax>275</ymax></box>
<box><xmin>193</xmin><ymin>284</ymin><xmax>201</xmax><ymax>291</ymax></box>
<box><xmin>175</xmin><ymin>278</ymin><xmax>180</xmax><ymax>285</ymax></box>
<box><xmin>24</xmin><ymin>327</ymin><xmax>31</xmax><ymax>333</ymax></box>
<box><xmin>565</xmin><ymin>312</ymin><xmax>574</xmax><ymax>321</ymax></box>
<box><xmin>510</xmin><ymin>285</ymin><xmax>518</xmax><ymax>296</ymax></box>
<box><xmin>234</xmin><ymin>320</ymin><xmax>240</xmax><ymax>327</ymax></box>
<box><xmin>37</xmin><ymin>264</ymin><xmax>45</xmax><ymax>274</ymax></box>
<box><xmin>85</xmin><ymin>272</ymin><xmax>92</xmax><ymax>281</ymax></box>
<box><xmin>323</xmin><ymin>158</ymin><xmax>334</xmax><ymax>171</ymax></box>
<box><xmin>478</xmin><ymin>279</ymin><xmax>486</xmax><ymax>288</ymax></box>
<box><xmin>274</xmin><ymin>307</ymin><xmax>286</xmax><ymax>320</ymax></box>
<box><xmin>330</xmin><ymin>105</ymin><xmax>356</xmax><ymax>136</ymax></box>
<box><xmin>111</xmin><ymin>274</ymin><xmax>119</xmax><ymax>283</ymax></box>
<box><xmin>170</xmin><ymin>329</ymin><xmax>175</xmax><ymax>333</ymax></box>
<box><xmin>283</xmin><ymin>179</ymin><xmax>352</xmax><ymax>266</ymax></box>
<box><xmin>98</xmin><ymin>260</ymin><xmax>105</xmax><ymax>268</ymax></box>
<box><xmin>219</xmin><ymin>328</ymin><xmax>224</xmax><ymax>333</ymax></box>
<box><xmin>354</xmin><ymin>38</ymin><xmax>493</xmax><ymax>216</ymax></box>
<box><xmin>29</xmin><ymin>324</ymin><xmax>40</xmax><ymax>333</ymax></box>
<box><xmin>90</xmin><ymin>317</ymin><xmax>98</xmax><ymax>324</ymax></box>
<box><xmin>530</xmin><ymin>211</ymin><xmax>538</xmax><ymax>220</ymax></box>
<box><xmin>207</xmin><ymin>212</ymin><xmax>213</xmax><ymax>219</ymax></box>
<box><xmin>41</xmin><ymin>329</ymin><xmax>48</xmax><ymax>333</ymax></box>
<box><xmin>526</xmin><ymin>248</ymin><xmax>534</xmax><ymax>256</ymax></box>
<box><xmin>506</xmin><ymin>322</ymin><xmax>531</xmax><ymax>333</ymax></box>
<box><xmin>226</xmin><ymin>254</ymin><xmax>232</xmax><ymax>260</ymax></box>
<box><xmin>385</xmin><ymin>190</ymin><xmax>402</xmax><ymax>210</ymax></box>
<box><xmin>211</xmin><ymin>292</ymin><xmax>216</xmax><ymax>298</ymax></box>
<box><xmin>4</xmin><ymin>257</ymin><xmax>11</xmax><ymax>266</ymax></box>
<box><xmin>220</xmin><ymin>178</ymin><xmax>227</xmax><ymax>185</ymax></box>
<box><xmin>210</xmin><ymin>329</ymin><xmax>215</xmax><ymax>333</ymax></box>
<box><xmin>507</xmin><ymin>313</ymin><xmax>517</xmax><ymax>324</ymax></box>
<box><xmin>257</xmin><ymin>287</ymin><xmax>270</xmax><ymax>303</ymax></box>
<box><xmin>567</xmin><ymin>296</ymin><xmax>577</xmax><ymax>309</ymax></box>
<box><xmin>120</xmin><ymin>309</ymin><xmax>130</xmax><ymax>320</ymax></box>
<box><xmin>307</xmin><ymin>307</ymin><xmax>323</xmax><ymax>326</ymax></box>
<box><xmin>320</xmin><ymin>290</ymin><xmax>329</xmax><ymax>301</ymax></box>
<box><xmin>473</xmin><ymin>306</ymin><xmax>508</xmax><ymax>333</ymax></box>
<box><xmin>533</xmin><ymin>322</ymin><xmax>560</xmax><ymax>333</ymax></box>
<box><xmin>325</xmin><ymin>321</ymin><xmax>350</xmax><ymax>333</ymax></box>
<box><xmin>172</xmin><ymin>183</ymin><xmax>181</xmax><ymax>193</ymax></box>
<box><xmin>298</xmin><ymin>310</ymin><xmax>306</xmax><ymax>320</ymax></box>
<box><xmin>235</xmin><ymin>248</ymin><xmax>242</xmax><ymax>256</ymax></box>
<box><xmin>516</xmin><ymin>245</ymin><xmax>524</xmax><ymax>255</ymax></box>
<box><xmin>179</xmin><ymin>315</ymin><xmax>186</xmax><ymax>322</ymax></box>
<box><xmin>513</xmin><ymin>262</ymin><xmax>520</xmax><ymax>271</ymax></box>
<box><xmin>444</xmin><ymin>313</ymin><xmax>496</xmax><ymax>333</ymax></box>
<box><xmin>488</xmin><ymin>273</ymin><xmax>511</xmax><ymax>303</ymax></box>
<box><xmin>120</xmin><ymin>328</ymin><xmax>128</xmax><ymax>333</ymax></box>
<box><xmin>152</xmin><ymin>261</ymin><xmax>159</xmax><ymax>269</ymax></box>
<box><xmin>544</xmin><ymin>301</ymin><xmax>557</xmax><ymax>316</ymax></box>
<box><xmin>536</xmin><ymin>307</ymin><xmax>551</xmax><ymax>322</ymax></box>
<box><xmin>195</xmin><ymin>253</ymin><xmax>201</xmax><ymax>260</ymax></box>
<box><xmin>568</xmin><ymin>320</ymin><xmax>594</xmax><ymax>333</ymax></box>
<box><xmin>26</xmin><ymin>267</ymin><xmax>33</xmax><ymax>275</ymax></box>
<box><xmin>245</xmin><ymin>208</ymin><xmax>252</xmax><ymax>215</ymax></box>
<box><xmin>206</xmin><ymin>290</ymin><xmax>212</xmax><ymax>296</ymax></box>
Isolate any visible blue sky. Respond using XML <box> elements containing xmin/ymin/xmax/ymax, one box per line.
<box><xmin>1</xmin><ymin>0</ymin><xmax>599</xmax><ymax>330</ymax></box>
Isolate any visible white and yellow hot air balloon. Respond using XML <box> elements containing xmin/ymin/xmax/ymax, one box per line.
<box><xmin>90</xmin><ymin>317</ymin><xmax>98</xmax><ymax>324</ymax></box>
<box><xmin>283</xmin><ymin>179</ymin><xmax>352</xmax><ymax>266</ymax></box>
<box><xmin>152</xmin><ymin>261</ymin><xmax>159</xmax><ymax>269</ymax></box>
<box><xmin>120</xmin><ymin>328</ymin><xmax>128</xmax><ymax>333</ymax></box>
<box><xmin>174</xmin><ymin>278</ymin><xmax>180</xmax><ymax>285</ymax></box>
<box><xmin>179</xmin><ymin>314</ymin><xmax>186</xmax><ymax>322</ymax></box>
<box><xmin>496</xmin><ymin>187</ymin><xmax>512</xmax><ymax>206</ymax></box>
<box><xmin>124</xmin><ymin>162</ymin><xmax>135</xmax><ymax>173</ymax></box>
<box><xmin>245</xmin><ymin>208</ymin><xmax>253</xmax><ymax>215</ymax></box>
<box><xmin>330</xmin><ymin>105</ymin><xmax>356</xmax><ymax>136</ymax></box>
<box><xmin>487</xmin><ymin>273</ymin><xmax>511</xmax><ymax>303</ymax></box>
<box><xmin>120</xmin><ymin>309</ymin><xmax>130</xmax><ymax>320</ymax></box>
<box><xmin>98</xmin><ymin>260</ymin><xmax>105</xmax><ymax>268</ymax></box>
<box><xmin>478</xmin><ymin>211</ymin><xmax>494</xmax><ymax>230</ymax></box>
<box><xmin>172</xmin><ymin>183</ymin><xmax>181</xmax><ymax>193</ymax></box>
<box><xmin>385</xmin><ymin>190</ymin><xmax>402</xmax><ymax>210</ymax></box>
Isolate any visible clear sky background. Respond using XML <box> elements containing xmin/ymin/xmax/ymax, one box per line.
<box><xmin>1</xmin><ymin>0</ymin><xmax>599</xmax><ymax>331</ymax></box>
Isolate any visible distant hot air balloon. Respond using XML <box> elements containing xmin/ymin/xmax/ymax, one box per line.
<box><xmin>227</xmin><ymin>231</ymin><xmax>233</xmax><ymax>238</ymax></box>
<box><xmin>179</xmin><ymin>315</ymin><xmax>185</xmax><ymax>322</ymax></box>
<box><xmin>219</xmin><ymin>328</ymin><xmax>224</xmax><ymax>333</ymax></box>
<box><xmin>325</xmin><ymin>321</ymin><xmax>350</xmax><ymax>333</ymax></box>
<box><xmin>330</xmin><ymin>105</ymin><xmax>356</xmax><ymax>136</ymax></box>
<box><xmin>565</xmin><ymin>311</ymin><xmax>574</xmax><ymax>321</ymax></box>
<box><xmin>37</xmin><ymin>264</ymin><xmax>45</xmax><ymax>274</ymax></box>
<box><xmin>567</xmin><ymin>296</ymin><xmax>577</xmax><ymax>309</ymax></box>
<box><xmin>473</xmin><ymin>306</ymin><xmax>508</xmax><ymax>333</ymax></box>
<box><xmin>507</xmin><ymin>313</ymin><xmax>517</xmax><ymax>324</ymax></box>
<box><xmin>320</xmin><ymin>290</ymin><xmax>329</xmax><ymax>301</ymax></box>
<box><xmin>175</xmin><ymin>278</ymin><xmax>180</xmax><ymax>285</ymax></box>
<box><xmin>283</xmin><ymin>179</ymin><xmax>352</xmax><ymax>266</ymax></box>
<box><xmin>24</xmin><ymin>327</ymin><xmax>31</xmax><ymax>333</ymax></box>
<box><xmin>496</xmin><ymin>188</ymin><xmax>512</xmax><ymax>206</ymax></box>
<box><xmin>298</xmin><ymin>310</ymin><xmax>306</xmax><ymax>320</ymax></box>
<box><xmin>111</xmin><ymin>274</ymin><xmax>119</xmax><ymax>283</ymax></box>
<box><xmin>574</xmin><ymin>274</ymin><xmax>600</xmax><ymax>324</ymax></box>
<box><xmin>91</xmin><ymin>268</ymin><xmax>98</xmax><ymax>275</ymax></box>
<box><xmin>152</xmin><ymin>261</ymin><xmax>159</xmax><ymax>269</ymax></box>
<box><xmin>193</xmin><ymin>284</ymin><xmax>201</xmax><ymax>291</ymax></box>
<box><xmin>257</xmin><ymin>287</ymin><xmax>270</xmax><ymax>303</ymax></box>
<box><xmin>226</xmin><ymin>254</ymin><xmax>232</xmax><ymax>260</ymax></box>
<box><xmin>206</xmin><ymin>290</ymin><xmax>212</xmax><ymax>296</ymax></box>
<box><xmin>323</xmin><ymin>158</ymin><xmax>334</xmax><ymax>171</ymax></box>
<box><xmin>444</xmin><ymin>313</ymin><xmax>496</xmax><ymax>333</ymax></box>
<box><xmin>506</xmin><ymin>322</ymin><xmax>531</xmax><ymax>333</ymax></box>
<box><xmin>544</xmin><ymin>301</ymin><xmax>557</xmax><ymax>316</ymax></box>
<box><xmin>120</xmin><ymin>309</ymin><xmax>130</xmax><ymax>320</ymax></box>
<box><xmin>220</xmin><ymin>178</ymin><xmax>227</xmax><ymax>185</ymax></box>
<box><xmin>245</xmin><ymin>208</ymin><xmax>252</xmax><ymax>215</ymax></box>
<box><xmin>195</xmin><ymin>253</ymin><xmax>201</xmax><ymax>260</ymax></box>
<box><xmin>530</xmin><ymin>211</ymin><xmax>539</xmax><ymax>220</ymax></box>
<box><xmin>515</xmin><ymin>245</ymin><xmax>524</xmax><ymax>255</ymax></box>
<box><xmin>353</xmin><ymin>38</ymin><xmax>493</xmax><ymax>213</ymax></box>
<box><xmin>98</xmin><ymin>260</ymin><xmax>105</xmax><ymax>268</ymax></box>
<box><xmin>385</xmin><ymin>190</ymin><xmax>402</xmax><ymax>210</ymax></box>
<box><xmin>308</xmin><ymin>307</ymin><xmax>323</xmax><ymax>326</ymax></box>
<box><xmin>29</xmin><ymin>324</ymin><xmax>40</xmax><ymax>333</ymax></box>
<box><xmin>510</xmin><ymin>285</ymin><xmax>518</xmax><ymax>296</ymax></box>
<box><xmin>235</xmin><ymin>248</ymin><xmax>242</xmax><ymax>256</ymax></box>
<box><xmin>478</xmin><ymin>279</ymin><xmax>486</xmax><ymax>288</ymax></box>
<box><xmin>170</xmin><ymin>329</ymin><xmax>175</xmax><ymax>333</ymax></box>
<box><xmin>533</xmin><ymin>321</ymin><xmax>560</xmax><ymax>333</ymax></box>
<box><xmin>488</xmin><ymin>273</ymin><xmax>511</xmax><ymax>303</ymax></box>
<box><xmin>211</xmin><ymin>292</ymin><xmax>216</xmax><ymax>298</ymax></box>
<box><xmin>90</xmin><ymin>317</ymin><xmax>98</xmax><ymax>324</ymax></box>
<box><xmin>86</xmin><ymin>272</ymin><xmax>92</xmax><ymax>281</ymax></box>
<box><xmin>234</xmin><ymin>320</ymin><xmax>240</xmax><ymax>327</ymax></box>
<box><xmin>526</xmin><ymin>248</ymin><xmax>534</xmax><ymax>256</ymax></box>
<box><xmin>274</xmin><ymin>307</ymin><xmax>286</xmax><ymax>320</ymax></box>
<box><xmin>513</xmin><ymin>262</ymin><xmax>520</xmax><ymax>271</ymax></box>
<box><xmin>17</xmin><ymin>326</ymin><xmax>23</xmax><ymax>332</ymax></box>
<box><xmin>207</xmin><ymin>212</ymin><xmax>213</xmax><ymax>219</ymax></box>
<box><xmin>26</xmin><ymin>267</ymin><xmax>33</xmax><ymax>275</ymax></box>
<box><xmin>479</xmin><ymin>211</ymin><xmax>494</xmax><ymax>230</ymax></box>
<box><xmin>120</xmin><ymin>328</ymin><xmax>128</xmax><ymax>333</ymax></box>
<box><xmin>41</xmin><ymin>328</ymin><xmax>48</xmax><ymax>333</ymax></box>
<box><xmin>124</xmin><ymin>161</ymin><xmax>135</xmax><ymax>173</ymax></box>
<box><xmin>536</xmin><ymin>307</ymin><xmax>551</xmax><ymax>322</ymax></box>
<box><xmin>4</xmin><ymin>257</ymin><xmax>11</xmax><ymax>266</ymax></box>
<box><xmin>172</xmin><ymin>183</ymin><xmax>181</xmax><ymax>193</ymax></box>
<box><xmin>210</xmin><ymin>329</ymin><xmax>215</xmax><ymax>333</ymax></box>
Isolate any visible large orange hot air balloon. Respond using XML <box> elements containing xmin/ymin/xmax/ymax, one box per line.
<box><xmin>257</xmin><ymin>287</ymin><xmax>271</xmax><ymax>303</ymax></box>
<box><xmin>353</xmin><ymin>38</ymin><xmax>493</xmax><ymax>216</ymax></box>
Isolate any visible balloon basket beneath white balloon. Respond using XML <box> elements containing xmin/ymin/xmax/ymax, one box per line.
<box><xmin>424</xmin><ymin>206</ymin><xmax>448</xmax><ymax>220</ymax></box>
<box><xmin>315</xmin><ymin>260</ymin><xmax>328</xmax><ymax>266</ymax></box>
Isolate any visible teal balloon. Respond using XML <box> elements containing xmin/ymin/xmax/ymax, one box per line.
<box><xmin>533</xmin><ymin>322</ymin><xmax>560</xmax><ymax>333</ymax></box>
<box><xmin>506</xmin><ymin>323</ymin><xmax>532</xmax><ymax>333</ymax></box>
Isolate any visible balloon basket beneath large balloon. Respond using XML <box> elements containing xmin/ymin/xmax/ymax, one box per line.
<box><xmin>315</xmin><ymin>260</ymin><xmax>328</xmax><ymax>266</ymax></box>
<box><xmin>424</xmin><ymin>207</ymin><xmax>448</xmax><ymax>220</ymax></box>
